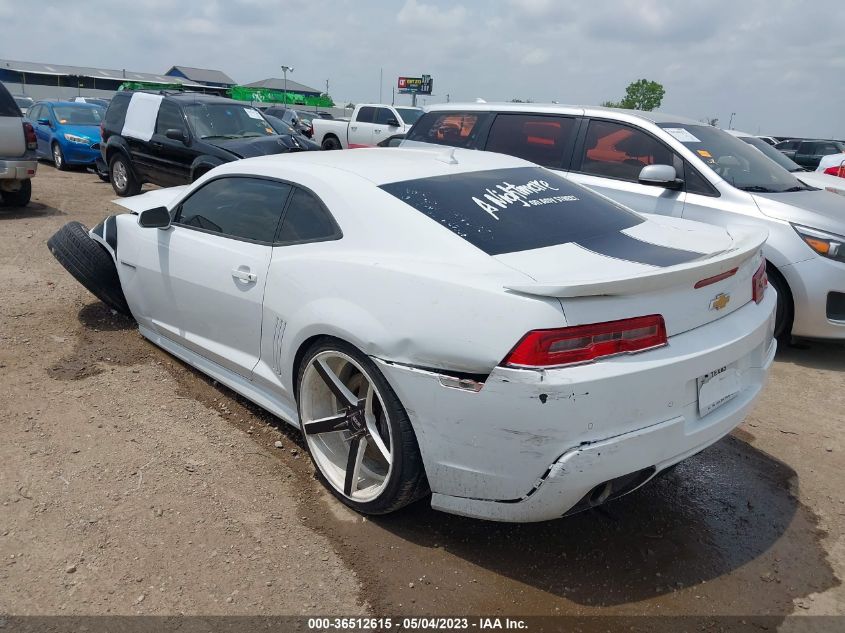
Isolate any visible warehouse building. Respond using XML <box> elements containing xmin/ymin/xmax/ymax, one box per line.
<box><xmin>242</xmin><ymin>77</ymin><xmax>323</xmax><ymax>97</ymax></box>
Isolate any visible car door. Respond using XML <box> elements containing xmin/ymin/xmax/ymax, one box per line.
<box><xmin>481</xmin><ymin>112</ymin><xmax>579</xmax><ymax>171</ymax></box>
<box><xmin>372</xmin><ymin>108</ymin><xmax>401</xmax><ymax>146</ymax></box>
<box><xmin>567</xmin><ymin>118</ymin><xmax>686</xmax><ymax>217</ymax></box>
<box><xmin>349</xmin><ymin>106</ymin><xmax>376</xmax><ymax>148</ymax></box>
<box><xmin>31</xmin><ymin>105</ymin><xmax>51</xmax><ymax>156</ymax></box>
<box><xmin>147</xmin><ymin>100</ymin><xmax>193</xmax><ymax>186</ymax></box>
<box><xmin>132</xmin><ymin>176</ymin><xmax>292</xmax><ymax>378</ymax></box>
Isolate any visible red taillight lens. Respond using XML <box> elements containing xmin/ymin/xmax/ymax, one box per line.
<box><xmin>22</xmin><ymin>122</ymin><xmax>37</xmax><ymax>150</ymax></box>
<box><xmin>824</xmin><ymin>166</ymin><xmax>845</xmax><ymax>178</ymax></box>
<box><xmin>100</xmin><ymin>122</ymin><xmax>105</xmax><ymax>137</ymax></box>
<box><xmin>752</xmin><ymin>260</ymin><xmax>768</xmax><ymax>304</ymax></box>
<box><xmin>503</xmin><ymin>315</ymin><xmax>668</xmax><ymax>368</ymax></box>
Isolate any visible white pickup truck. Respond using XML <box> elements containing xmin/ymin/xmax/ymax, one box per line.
<box><xmin>311</xmin><ymin>104</ymin><xmax>423</xmax><ymax>150</ymax></box>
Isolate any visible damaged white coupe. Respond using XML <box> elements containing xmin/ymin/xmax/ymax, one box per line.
<box><xmin>48</xmin><ymin>148</ymin><xmax>776</xmax><ymax>521</ymax></box>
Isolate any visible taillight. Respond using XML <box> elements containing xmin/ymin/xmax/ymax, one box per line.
<box><xmin>824</xmin><ymin>165</ymin><xmax>845</xmax><ymax>178</ymax></box>
<box><xmin>502</xmin><ymin>315</ymin><xmax>667</xmax><ymax>368</ymax></box>
<box><xmin>23</xmin><ymin>122</ymin><xmax>37</xmax><ymax>150</ymax></box>
<box><xmin>752</xmin><ymin>260</ymin><xmax>768</xmax><ymax>304</ymax></box>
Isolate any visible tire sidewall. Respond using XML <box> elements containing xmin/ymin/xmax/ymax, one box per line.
<box><xmin>767</xmin><ymin>265</ymin><xmax>792</xmax><ymax>341</ymax></box>
<box><xmin>296</xmin><ymin>338</ymin><xmax>416</xmax><ymax>515</ymax></box>
<box><xmin>109</xmin><ymin>153</ymin><xmax>136</xmax><ymax>196</ymax></box>
<box><xmin>52</xmin><ymin>142</ymin><xmax>65</xmax><ymax>170</ymax></box>
<box><xmin>321</xmin><ymin>137</ymin><xmax>340</xmax><ymax>150</ymax></box>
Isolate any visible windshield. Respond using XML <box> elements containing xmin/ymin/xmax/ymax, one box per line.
<box><xmin>15</xmin><ymin>97</ymin><xmax>33</xmax><ymax>109</ymax></box>
<box><xmin>264</xmin><ymin>114</ymin><xmax>295</xmax><ymax>136</ymax></box>
<box><xmin>184</xmin><ymin>104</ymin><xmax>276</xmax><ymax>139</ymax></box>
<box><xmin>738</xmin><ymin>135</ymin><xmax>804</xmax><ymax>173</ymax></box>
<box><xmin>659</xmin><ymin>123</ymin><xmax>808</xmax><ymax>193</ymax></box>
<box><xmin>396</xmin><ymin>108</ymin><xmax>423</xmax><ymax>125</ymax></box>
<box><xmin>53</xmin><ymin>105</ymin><xmax>104</xmax><ymax>125</ymax></box>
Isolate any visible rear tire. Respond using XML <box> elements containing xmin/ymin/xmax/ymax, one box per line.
<box><xmin>0</xmin><ymin>179</ymin><xmax>32</xmax><ymax>207</ymax></box>
<box><xmin>47</xmin><ymin>221</ymin><xmax>131</xmax><ymax>316</ymax></box>
<box><xmin>296</xmin><ymin>338</ymin><xmax>428</xmax><ymax>515</ymax></box>
<box><xmin>321</xmin><ymin>136</ymin><xmax>341</xmax><ymax>150</ymax></box>
<box><xmin>109</xmin><ymin>153</ymin><xmax>141</xmax><ymax>197</ymax></box>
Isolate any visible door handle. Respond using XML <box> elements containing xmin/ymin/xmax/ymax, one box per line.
<box><xmin>231</xmin><ymin>268</ymin><xmax>257</xmax><ymax>283</ymax></box>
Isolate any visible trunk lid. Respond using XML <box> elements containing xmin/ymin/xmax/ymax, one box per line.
<box><xmin>497</xmin><ymin>216</ymin><xmax>767</xmax><ymax>336</ymax></box>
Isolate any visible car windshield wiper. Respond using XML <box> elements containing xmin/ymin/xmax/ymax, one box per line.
<box><xmin>738</xmin><ymin>185</ymin><xmax>777</xmax><ymax>193</ymax></box>
<box><xmin>201</xmin><ymin>134</ymin><xmax>241</xmax><ymax>140</ymax></box>
<box><xmin>779</xmin><ymin>186</ymin><xmax>810</xmax><ymax>192</ymax></box>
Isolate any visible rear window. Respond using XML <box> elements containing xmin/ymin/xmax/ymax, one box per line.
<box><xmin>104</xmin><ymin>92</ymin><xmax>131</xmax><ymax>126</ymax></box>
<box><xmin>406</xmin><ymin>111</ymin><xmax>490</xmax><ymax>148</ymax></box>
<box><xmin>380</xmin><ymin>166</ymin><xmax>642</xmax><ymax>256</ymax></box>
<box><xmin>0</xmin><ymin>82</ymin><xmax>21</xmax><ymax>117</ymax></box>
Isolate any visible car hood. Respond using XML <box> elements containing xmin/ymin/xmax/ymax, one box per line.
<box><xmin>58</xmin><ymin>124</ymin><xmax>102</xmax><ymax>142</ymax></box>
<box><xmin>753</xmin><ymin>189</ymin><xmax>845</xmax><ymax>235</ymax></box>
<box><xmin>205</xmin><ymin>134</ymin><xmax>310</xmax><ymax>158</ymax></box>
<box><xmin>795</xmin><ymin>171</ymin><xmax>845</xmax><ymax>197</ymax></box>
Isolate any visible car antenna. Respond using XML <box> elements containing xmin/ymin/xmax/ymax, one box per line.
<box><xmin>436</xmin><ymin>147</ymin><xmax>459</xmax><ymax>165</ymax></box>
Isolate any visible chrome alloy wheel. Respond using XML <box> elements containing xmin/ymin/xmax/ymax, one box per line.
<box><xmin>112</xmin><ymin>160</ymin><xmax>128</xmax><ymax>190</ymax></box>
<box><xmin>299</xmin><ymin>351</ymin><xmax>393</xmax><ymax>502</ymax></box>
<box><xmin>52</xmin><ymin>144</ymin><xmax>63</xmax><ymax>169</ymax></box>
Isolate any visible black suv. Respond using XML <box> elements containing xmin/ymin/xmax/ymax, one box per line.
<box><xmin>100</xmin><ymin>91</ymin><xmax>314</xmax><ymax>196</ymax></box>
<box><xmin>776</xmin><ymin>138</ymin><xmax>845</xmax><ymax>168</ymax></box>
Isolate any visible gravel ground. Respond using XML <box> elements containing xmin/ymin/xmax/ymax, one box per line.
<box><xmin>1</xmin><ymin>165</ymin><xmax>843</xmax><ymax>625</ymax></box>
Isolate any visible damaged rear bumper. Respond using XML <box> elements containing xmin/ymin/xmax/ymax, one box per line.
<box><xmin>374</xmin><ymin>291</ymin><xmax>776</xmax><ymax>522</ymax></box>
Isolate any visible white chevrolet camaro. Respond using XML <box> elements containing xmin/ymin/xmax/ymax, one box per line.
<box><xmin>49</xmin><ymin>148</ymin><xmax>776</xmax><ymax>522</ymax></box>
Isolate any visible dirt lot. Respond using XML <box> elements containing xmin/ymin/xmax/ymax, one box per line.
<box><xmin>1</xmin><ymin>166</ymin><xmax>844</xmax><ymax>625</ymax></box>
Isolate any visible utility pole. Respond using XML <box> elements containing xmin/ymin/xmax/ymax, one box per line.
<box><xmin>446</xmin><ymin>93</ymin><xmax>450</xmax><ymax>103</ymax></box>
<box><xmin>728</xmin><ymin>112</ymin><xmax>736</xmax><ymax>129</ymax></box>
<box><xmin>379</xmin><ymin>67</ymin><xmax>383</xmax><ymax>103</ymax></box>
<box><xmin>281</xmin><ymin>64</ymin><xmax>294</xmax><ymax>109</ymax></box>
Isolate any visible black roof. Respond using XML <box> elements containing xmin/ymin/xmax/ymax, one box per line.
<box><xmin>134</xmin><ymin>90</ymin><xmax>242</xmax><ymax>105</ymax></box>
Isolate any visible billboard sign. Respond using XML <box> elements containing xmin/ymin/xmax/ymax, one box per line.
<box><xmin>398</xmin><ymin>75</ymin><xmax>433</xmax><ymax>95</ymax></box>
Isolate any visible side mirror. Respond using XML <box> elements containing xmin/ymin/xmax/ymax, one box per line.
<box><xmin>37</xmin><ymin>118</ymin><xmax>51</xmax><ymax>127</ymax></box>
<box><xmin>638</xmin><ymin>164</ymin><xmax>683</xmax><ymax>190</ymax></box>
<box><xmin>386</xmin><ymin>118</ymin><xmax>400</xmax><ymax>127</ymax></box>
<box><xmin>165</xmin><ymin>128</ymin><xmax>188</xmax><ymax>143</ymax></box>
<box><xmin>138</xmin><ymin>206</ymin><xmax>171</xmax><ymax>229</ymax></box>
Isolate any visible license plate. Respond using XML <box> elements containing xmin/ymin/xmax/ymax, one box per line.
<box><xmin>697</xmin><ymin>365</ymin><xmax>740</xmax><ymax>416</ymax></box>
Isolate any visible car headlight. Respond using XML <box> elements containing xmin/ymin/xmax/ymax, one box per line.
<box><xmin>793</xmin><ymin>224</ymin><xmax>845</xmax><ymax>263</ymax></box>
<box><xmin>64</xmin><ymin>133</ymin><xmax>90</xmax><ymax>144</ymax></box>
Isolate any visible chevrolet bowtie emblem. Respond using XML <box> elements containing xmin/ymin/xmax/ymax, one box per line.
<box><xmin>710</xmin><ymin>293</ymin><xmax>731</xmax><ymax>311</ymax></box>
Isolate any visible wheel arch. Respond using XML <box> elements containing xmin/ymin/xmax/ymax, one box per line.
<box><xmin>766</xmin><ymin>259</ymin><xmax>794</xmax><ymax>338</ymax></box>
<box><xmin>190</xmin><ymin>156</ymin><xmax>224</xmax><ymax>182</ymax></box>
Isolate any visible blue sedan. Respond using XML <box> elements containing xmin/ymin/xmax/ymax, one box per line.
<box><xmin>29</xmin><ymin>101</ymin><xmax>104</xmax><ymax>170</ymax></box>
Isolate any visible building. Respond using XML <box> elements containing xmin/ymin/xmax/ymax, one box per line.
<box><xmin>243</xmin><ymin>77</ymin><xmax>323</xmax><ymax>98</ymax></box>
<box><xmin>0</xmin><ymin>58</ymin><xmax>227</xmax><ymax>101</ymax></box>
<box><xmin>165</xmin><ymin>66</ymin><xmax>236</xmax><ymax>88</ymax></box>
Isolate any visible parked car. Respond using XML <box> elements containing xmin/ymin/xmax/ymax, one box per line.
<box><xmin>0</xmin><ymin>82</ymin><xmax>37</xmax><ymax>206</ymax></box>
<box><xmin>777</xmin><ymin>139</ymin><xmax>845</xmax><ymax>169</ymax></box>
<box><xmin>13</xmin><ymin>95</ymin><xmax>33</xmax><ymax>116</ymax></box>
<box><xmin>263</xmin><ymin>114</ymin><xmax>320</xmax><ymax>150</ymax></box>
<box><xmin>725</xmin><ymin>129</ymin><xmax>845</xmax><ymax>196</ymax></box>
<box><xmin>28</xmin><ymin>101</ymin><xmax>104</xmax><ymax>170</ymax></box>
<box><xmin>774</xmin><ymin>139</ymin><xmax>801</xmax><ymax>160</ymax></box>
<box><xmin>47</xmin><ymin>148</ymin><xmax>774</xmax><ymax>521</ymax></box>
<box><xmin>312</xmin><ymin>104</ymin><xmax>422</xmax><ymax>150</ymax></box>
<box><xmin>816</xmin><ymin>151</ymin><xmax>845</xmax><ymax>178</ymax></box>
<box><xmin>756</xmin><ymin>136</ymin><xmax>779</xmax><ymax>146</ymax></box>
<box><xmin>262</xmin><ymin>106</ymin><xmax>312</xmax><ymax>136</ymax></box>
<box><xmin>100</xmin><ymin>91</ymin><xmax>314</xmax><ymax>196</ymax></box>
<box><xmin>404</xmin><ymin>103</ymin><xmax>845</xmax><ymax>340</ymax></box>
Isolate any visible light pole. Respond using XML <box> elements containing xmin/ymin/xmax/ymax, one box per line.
<box><xmin>281</xmin><ymin>65</ymin><xmax>294</xmax><ymax>109</ymax></box>
<box><xmin>728</xmin><ymin>112</ymin><xmax>736</xmax><ymax>129</ymax></box>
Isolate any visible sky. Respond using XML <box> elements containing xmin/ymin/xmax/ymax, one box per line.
<box><xmin>1</xmin><ymin>0</ymin><xmax>843</xmax><ymax>138</ymax></box>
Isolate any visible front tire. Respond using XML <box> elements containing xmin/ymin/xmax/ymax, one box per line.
<box><xmin>296</xmin><ymin>338</ymin><xmax>428</xmax><ymax>515</ymax></box>
<box><xmin>52</xmin><ymin>142</ymin><xmax>67</xmax><ymax>171</ymax></box>
<box><xmin>0</xmin><ymin>179</ymin><xmax>32</xmax><ymax>207</ymax></box>
<box><xmin>109</xmin><ymin>153</ymin><xmax>141</xmax><ymax>197</ymax></box>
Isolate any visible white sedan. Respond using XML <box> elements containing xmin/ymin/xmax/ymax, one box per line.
<box><xmin>48</xmin><ymin>148</ymin><xmax>776</xmax><ymax>522</ymax></box>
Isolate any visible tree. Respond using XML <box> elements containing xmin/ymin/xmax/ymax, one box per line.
<box><xmin>702</xmin><ymin>117</ymin><xmax>719</xmax><ymax>127</ymax></box>
<box><xmin>618</xmin><ymin>79</ymin><xmax>665</xmax><ymax>111</ymax></box>
<box><xmin>600</xmin><ymin>100</ymin><xmax>622</xmax><ymax>108</ymax></box>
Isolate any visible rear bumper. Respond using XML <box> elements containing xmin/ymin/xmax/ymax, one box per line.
<box><xmin>0</xmin><ymin>157</ymin><xmax>37</xmax><ymax>180</ymax></box>
<box><xmin>782</xmin><ymin>255</ymin><xmax>845</xmax><ymax>339</ymax></box>
<box><xmin>376</xmin><ymin>291</ymin><xmax>777</xmax><ymax>522</ymax></box>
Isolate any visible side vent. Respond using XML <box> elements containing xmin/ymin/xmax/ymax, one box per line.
<box><xmin>271</xmin><ymin>316</ymin><xmax>286</xmax><ymax>376</ymax></box>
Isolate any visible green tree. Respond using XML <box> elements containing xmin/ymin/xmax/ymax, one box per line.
<box><xmin>618</xmin><ymin>79</ymin><xmax>665</xmax><ymax>111</ymax></box>
<box><xmin>600</xmin><ymin>100</ymin><xmax>622</xmax><ymax>108</ymax></box>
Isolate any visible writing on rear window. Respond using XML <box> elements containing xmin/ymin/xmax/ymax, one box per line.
<box><xmin>380</xmin><ymin>167</ymin><xmax>642</xmax><ymax>255</ymax></box>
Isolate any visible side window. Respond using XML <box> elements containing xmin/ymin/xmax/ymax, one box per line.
<box><xmin>485</xmin><ymin>114</ymin><xmax>576</xmax><ymax>169</ymax></box>
<box><xmin>797</xmin><ymin>142</ymin><xmax>814</xmax><ymax>154</ymax></box>
<box><xmin>818</xmin><ymin>143</ymin><xmax>839</xmax><ymax>156</ymax></box>
<box><xmin>104</xmin><ymin>93</ymin><xmax>130</xmax><ymax>126</ymax></box>
<box><xmin>28</xmin><ymin>105</ymin><xmax>42</xmax><ymax>121</ymax></box>
<box><xmin>356</xmin><ymin>107</ymin><xmax>376</xmax><ymax>123</ymax></box>
<box><xmin>405</xmin><ymin>111</ymin><xmax>489</xmax><ymax>148</ymax></box>
<box><xmin>174</xmin><ymin>177</ymin><xmax>292</xmax><ymax>243</ymax></box>
<box><xmin>155</xmin><ymin>101</ymin><xmax>186</xmax><ymax>136</ymax></box>
<box><xmin>277</xmin><ymin>188</ymin><xmax>339</xmax><ymax>244</ymax></box>
<box><xmin>683</xmin><ymin>162</ymin><xmax>718</xmax><ymax>197</ymax></box>
<box><xmin>374</xmin><ymin>108</ymin><xmax>394</xmax><ymax>125</ymax></box>
<box><xmin>579</xmin><ymin>119</ymin><xmax>678</xmax><ymax>182</ymax></box>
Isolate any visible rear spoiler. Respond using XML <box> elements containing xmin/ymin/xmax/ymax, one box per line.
<box><xmin>504</xmin><ymin>226</ymin><xmax>768</xmax><ymax>298</ymax></box>
<box><xmin>111</xmin><ymin>185</ymin><xmax>189</xmax><ymax>214</ymax></box>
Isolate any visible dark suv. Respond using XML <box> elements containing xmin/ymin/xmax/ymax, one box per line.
<box><xmin>100</xmin><ymin>91</ymin><xmax>314</xmax><ymax>196</ymax></box>
<box><xmin>776</xmin><ymin>139</ymin><xmax>845</xmax><ymax>168</ymax></box>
